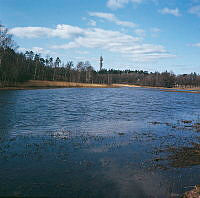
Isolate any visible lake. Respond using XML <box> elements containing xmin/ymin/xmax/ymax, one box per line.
<box><xmin>0</xmin><ymin>87</ymin><xmax>200</xmax><ymax>198</ymax></box>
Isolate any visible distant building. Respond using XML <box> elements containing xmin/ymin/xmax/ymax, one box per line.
<box><xmin>100</xmin><ymin>56</ymin><xmax>103</xmax><ymax>71</ymax></box>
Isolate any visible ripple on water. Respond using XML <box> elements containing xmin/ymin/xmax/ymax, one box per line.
<box><xmin>0</xmin><ymin>87</ymin><xmax>200</xmax><ymax>197</ymax></box>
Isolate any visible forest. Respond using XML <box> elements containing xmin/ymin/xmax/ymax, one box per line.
<box><xmin>1</xmin><ymin>23</ymin><xmax>200</xmax><ymax>88</ymax></box>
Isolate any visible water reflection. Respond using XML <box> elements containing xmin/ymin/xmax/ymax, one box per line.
<box><xmin>0</xmin><ymin>132</ymin><xmax>172</xmax><ymax>197</ymax></box>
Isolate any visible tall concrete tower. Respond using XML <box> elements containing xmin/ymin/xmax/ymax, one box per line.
<box><xmin>100</xmin><ymin>56</ymin><xmax>103</xmax><ymax>71</ymax></box>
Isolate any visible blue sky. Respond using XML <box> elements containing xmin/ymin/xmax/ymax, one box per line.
<box><xmin>1</xmin><ymin>0</ymin><xmax>200</xmax><ymax>73</ymax></box>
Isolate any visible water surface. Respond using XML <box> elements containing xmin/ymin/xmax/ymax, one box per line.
<box><xmin>0</xmin><ymin>87</ymin><xmax>200</xmax><ymax>197</ymax></box>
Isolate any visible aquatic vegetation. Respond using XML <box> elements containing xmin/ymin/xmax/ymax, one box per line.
<box><xmin>182</xmin><ymin>185</ymin><xmax>200</xmax><ymax>198</ymax></box>
<box><xmin>166</xmin><ymin>143</ymin><xmax>200</xmax><ymax>168</ymax></box>
<box><xmin>117</xmin><ymin>132</ymin><xmax>125</xmax><ymax>136</ymax></box>
<box><xmin>181</xmin><ymin>120</ymin><xmax>193</xmax><ymax>124</ymax></box>
<box><xmin>193</xmin><ymin>123</ymin><xmax>200</xmax><ymax>132</ymax></box>
<box><xmin>149</xmin><ymin>121</ymin><xmax>161</xmax><ymax>125</ymax></box>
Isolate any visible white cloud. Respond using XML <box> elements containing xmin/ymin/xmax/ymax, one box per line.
<box><xmin>74</xmin><ymin>56</ymin><xmax>86</xmax><ymax>60</ymax></box>
<box><xmin>107</xmin><ymin>0</ymin><xmax>143</xmax><ymax>9</ymax></box>
<box><xmin>159</xmin><ymin>8</ymin><xmax>181</xmax><ymax>16</ymax></box>
<box><xmin>50</xmin><ymin>26</ymin><xmax>174</xmax><ymax>62</ymax></box>
<box><xmin>76</xmin><ymin>50</ymin><xmax>89</xmax><ymax>55</ymax></box>
<box><xmin>12</xmin><ymin>24</ymin><xmax>175</xmax><ymax>62</ymax></box>
<box><xmin>190</xmin><ymin>43</ymin><xmax>200</xmax><ymax>47</ymax></box>
<box><xmin>18</xmin><ymin>47</ymin><xmax>54</xmax><ymax>56</ymax></box>
<box><xmin>32</xmin><ymin>47</ymin><xmax>54</xmax><ymax>55</ymax></box>
<box><xmin>89</xmin><ymin>12</ymin><xmax>137</xmax><ymax>28</ymax></box>
<box><xmin>82</xmin><ymin>17</ymin><xmax>87</xmax><ymax>21</ymax></box>
<box><xmin>10</xmin><ymin>27</ymin><xmax>52</xmax><ymax>38</ymax></box>
<box><xmin>51</xmin><ymin>28</ymin><xmax>140</xmax><ymax>49</ymax></box>
<box><xmin>150</xmin><ymin>27</ymin><xmax>161</xmax><ymax>37</ymax></box>
<box><xmin>150</xmin><ymin>27</ymin><xmax>161</xmax><ymax>33</ymax></box>
<box><xmin>88</xmin><ymin>19</ymin><xmax>96</xmax><ymax>26</ymax></box>
<box><xmin>134</xmin><ymin>29</ymin><xmax>145</xmax><ymax>37</ymax></box>
<box><xmin>9</xmin><ymin>24</ymin><xmax>84</xmax><ymax>39</ymax></box>
<box><xmin>189</xmin><ymin>5</ymin><xmax>200</xmax><ymax>16</ymax></box>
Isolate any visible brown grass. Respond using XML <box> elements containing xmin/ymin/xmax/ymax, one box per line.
<box><xmin>112</xmin><ymin>84</ymin><xmax>142</xmax><ymax>88</ymax></box>
<box><xmin>160</xmin><ymin>89</ymin><xmax>200</xmax><ymax>94</ymax></box>
<box><xmin>114</xmin><ymin>84</ymin><xmax>200</xmax><ymax>93</ymax></box>
<box><xmin>0</xmin><ymin>80</ymin><xmax>120</xmax><ymax>90</ymax></box>
<box><xmin>1</xmin><ymin>81</ymin><xmax>200</xmax><ymax>93</ymax></box>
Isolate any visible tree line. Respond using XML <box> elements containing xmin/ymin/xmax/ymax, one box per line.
<box><xmin>0</xmin><ymin>23</ymin><xmax>200</xmax><ymax>88</ymax></box>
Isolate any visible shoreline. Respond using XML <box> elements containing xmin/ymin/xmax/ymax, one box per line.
<box><xmin>0</xmin><ymin>80</ymin><xmax>120</xmax><ymax>90</ymax></box>
<box><xmin>0</xmin><ymin>80</ymin><xmax>200</xmax><ymax>93</ymax></box>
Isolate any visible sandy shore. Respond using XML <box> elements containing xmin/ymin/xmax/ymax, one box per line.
<box><xmin>0</xmin><ymin>80</ymin><xmax>200</xmax><ymax>93</ymax></box>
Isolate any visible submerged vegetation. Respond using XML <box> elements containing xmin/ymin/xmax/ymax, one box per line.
<box><xmin>0</xmin><ymin>118</ymin><xmax>199</xmax><ymax>197</ymax></box>
<box><xmin>148</xmin><ymin>119</ymin><xmax>200</xmax><ymax>170</ymax></box>
<box><xmin>1</xmin><ymin>23</ymin><xmax>200</xmax><ymax>88</ymax></box>
<box><xmin>182</xmin><ymin>186</ymin><xmax>200</xmax><ymax>198</ymax></box>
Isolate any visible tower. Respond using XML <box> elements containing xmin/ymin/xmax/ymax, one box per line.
<box><xmin>100</xmin><ymin>56</ymin><xmax>103</xmax><ymax>71</ymax></box>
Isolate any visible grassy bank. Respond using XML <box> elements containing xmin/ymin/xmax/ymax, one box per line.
<box><xmin>115</xmin><ymin>84</ymin><xmax>200</xmax><ymax>93</ymax></box>
<box><xmin>0</xmin><ymin>80</ymin><xmax>120</xmax><ymax>90</ymax></box>
<box><xmin>1</xmin><ymin>80</ymin><xmax>200</xmax><ymax>93</ymax></box>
